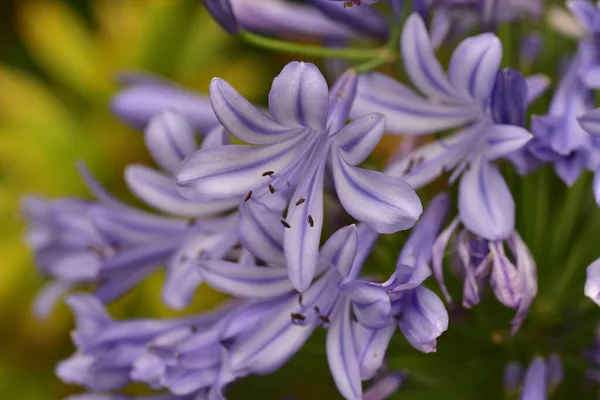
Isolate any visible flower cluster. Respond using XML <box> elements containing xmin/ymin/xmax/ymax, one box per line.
<box><xmin>22</xmin><ymin>0</ymin><xmax>600</xmax><ymax>399</ymax></box>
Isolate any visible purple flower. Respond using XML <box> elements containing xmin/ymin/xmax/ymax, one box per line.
<box><xmin>502</xmin><ymin>355</ymin><xmax>562</xmax><ymax>399</ymax></box>
<box><xmin>585</xmin><ymin>258</ymin><xmax>600</xmax><ymax>306</ymax></box>
<box><xmin>363</xmin><ymin>372</ymin><xmax>405</xmax><ymax>400</ymax></box>
<box><xmin>432</xmin><ymin>207</ymin><xmax>537</xmax><ymax>334</ymax></box>
<box><xmin>306</xmin><ymin>0</ymin><xmax>389</xmax><ymax>39</ymax></box>
<box><xmin>176</xmin><ymin>63</ymin><xmax>422</xmax><ymax>291</ymax></box>
<box><xmin>203</xmin><ymin>0</ymin><xmax>240</xmax><ymax>34</ymax></box>
<box><xmin>65</xmin><ymin>395</ymin><xmax>194</xmax><ymax>400</ymax></box>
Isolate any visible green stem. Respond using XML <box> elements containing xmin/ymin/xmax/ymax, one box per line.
<box><xmin>240</xmin><ymin>30</ymin><xmax>383</xmax><ymax>60</ymax></box>
<box><xmin>352</xmin><ymin>50</ymin><xmax>396</xmax><ymax>73</ymax></box>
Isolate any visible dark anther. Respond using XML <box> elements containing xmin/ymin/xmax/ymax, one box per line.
<box><xmin>291</xmin><ymin>313</ymin><xmax>306</xmax><ymax>321</ymax></box>
<box><xmin>197</xmin><ymin>249</ymin><xmax>207</xmax><ymax>258</ymax></box>
<box><xmin>416</xmin><ymin>155</ymin><xmax>425</xmax><ymax>164</ymax></box>
<box><xmin>308</xmin><ymin>215</ymin><xmax>314</xmax><ymax>227</ymax></box>
<box><xmin>187</xmin><ymin>218</ymin><xmax>197</xmax><ymax>226</ymax></box>
<box><xmin>190</xmin><ymin>324</ymin><xmax>198</xmax><ymax>333</ymax></box>
<box><xmin>262</xmin><ymin>171</ymin><xmax>274</xmax><ymax>176</ymax></box>
<box><xmin>394</xmin><ymin>312</ymin><xmax>404</xmax><ymax>321</ymax></box>
<box><xmin>295</xmin><ymin>198</ymin><xmax>306</xmax><ymax>206</ymax></box>
<box><xmin>180</xmin><ymin>255</ymin><xmax>189</xmax><ymax>263</ymax></box>
<box><xmin>319</xmin><ymin>315</ymin><xmax>330</xmax><ymax>323</ymax></box>
<box><xmin>314</xmin><ymin>306</ymin><xmax>320</xmax><ymax>313</ymax></box>
<box><xmin>298</xmin><ymin>294</ymin><xmax>303</xmax><ymax>305</ymax></box>
<box><xmin>86</xmin><ymin>244</ymin><xmax>107</xmax><ymax>258</ymax></box>
<box><xmin>403</xmin><ymin>158</ymin><xmax>414</xmax><ymax>175</ymax></box>
<box><xmin>244</xmin><ymin>190</ymin><xmax>252</xmax><ymax>202</ymax></box>
<box><xmin>268</xmin><ymin>184</ymin><xmax>276</xmax><ymax>194</ymax></box>
<box><xmin>465</xmin><ymin>162</ymin><xmax>471</xmax><ymax>171</ymax></box>
<box><xmin>281</xmin><ymin>219</ymin><xmax>291</xmax><ymax>228</ymax></box>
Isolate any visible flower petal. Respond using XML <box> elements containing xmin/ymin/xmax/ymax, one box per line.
<box><xmin>525</xmin><ymin>74</ymin><xmax>550</xmax><ymax>104</ymax></box>
<box><xmin>326</xmin><ymin>298</ymin><xmax>362</xmax><ymax>400</ymax></box>
<box><xmin>209</xmin><ymin>78</ymin><xmax>295</xmax><ymax>145</ymax></box>
<box><xmin>126</xmin><ymin>165</ymin><xmax>238</xmax><ymax>217</ymax></box>
<box><xmin>330</xmin><ymin>113</ymin><xmax>385</xmax><ymax>165</ymax></box>
<box><xmin>578</xmin><ymin>107</ymin><xmax>600</xmax><ymax>135</ymax></box>
<box><xmin>399</xmin><ymin>286</ymin><xmax>449</xmax><ymax>353</ymax></box>
<box><xmin>353</xmin><ymin>322</ymin><xmax>395</xmax><ymax>380</ymax></box>
<box><xmin>351</xmin><ymin>73</ymin><xmax>481</xmax><ymax>135</ymax></box>
<box><xmin>203</xmin><ymin>0</ymin><xmax>239</xmax><ymax>34</ymax></box>
<box><xmin>162</xmin><ymin>259</ymin><xmax>204</xmax><ymax>310</ymax></box>
<box><xmin>327</xmin><ymin>69</ymin><xmax>358</xmax><ymax>133</ymax></box>
<box><xmin>144</xmin><ymin>111</ymin><xmax>197</xmax><ymax>174</ymax></box>
<box><xmin>284</xmin><ymin>158</ymin><xmax>327</xmax><ymax>291</ymax></box>
<box><xmin>306</xmin><ymin>0</ymin><xmax>388</xmax><ymax>40</ymax></box>
<box><xmin>508</xmin><ymin>232</ymin><xmax>537</xmax><ymax>334</ymax></box>
<box><xmin>199</xmin><ymin>261</ymin><xmax>293</xmax><ymax>298</ymax></box>
<box><xmin>332</xmin><ymin>150</ymin><xmax>423</xmax><ymax>234</ymax></box>
<box><xmin>485</xmin><ymin>124</ymin><xmax>533</xmax><ymax>161</ymax></box>
<box><xmin>489</xmin><ymin>241</ymin><xmax>521</xmax><ymax>308</ymax></box>
<box><xmin>585</xmin><ymin>258</ymin><xmax>600</xmax><ymax>306</ymax></box>
<box><xmin>401</xmin><ymin>14</ymin><xmax>462</xmax><ymax>103</ymax></box>
<box><xmin>318</xmin><ymin>224</ymin><xmax>358</xmax><ymax>279</ymax></box>
<box><xmin>268</xmin><ymin>62</ymin><xmax>329</xmax><ymax>131</ymax></box>
<box><xmin>567</xmin><ymin>0</ymin><xmax>599</xmax><ymax>33</ymax></box>
<box><xmin>520</xmin><ymin>357</ymin><xmax>547</xmax><ymax>400</ymax></box>
<box><xmin>448</xmin><ymin>33</ymin><xmax>502</xmax><ymax>105</ymax></box>
<box><xmin>238</xmin><ymin>200</ymin><xmax>285</xmax><ymax>266</ymax></box>
<box><xmin>364</xmin><ymin>372</ymin><xmax>405</xmax><ymax>400</ymax></box>
<box><xmin>32</xmin><ymin>280</ymin><xmax>73</xmax><ymax>320</ymax></box>
<box><xmin>490</xmin><ymin>69</ymin><xmax>527</xmax><ymax>126</ymax></box>
<box><xmin>48</xmin><ymin>251</ymin><xmax>102</xmax><ymax>281</ymax></box>
<box><xmin>458</xmin><ymin>157</ymin><xmax>514</xmax><ymax>241</ymax></box>
<box><xmin>340</xmin><ymin>280</ymin><xmax>391</xmax><ymax>329</ymax></box>
<box><xmin>176</xmin><ymin>136</ymin><xmax>304</xmax><ymax>201</ymax></box>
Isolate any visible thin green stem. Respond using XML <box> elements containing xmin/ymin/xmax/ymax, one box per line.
<box><xmin>240</xmin><ymin>30</ymin><xmax>383</xmax><ymax>60</ymax></box>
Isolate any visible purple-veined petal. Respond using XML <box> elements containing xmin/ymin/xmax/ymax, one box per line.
<box><xmin>176</xmin><ymin>135</ymin><xmax>305</xmax><ymax>201</ymax></box>
<box><xmin>567</xmin><ymin>0</ymin><xmax>599</xmax><ymax>33</ymax></box>
<box><xmin>268</xmin><ymin>62</ymin><xmax>329</xmax><ymax>131</ymax></box>
<box><xmin>327</xmin><ymin>69</ymin><xmax>358</xmax><ymax>133</ymax></box>
<box><xmin>330</xmin><ymin>113</ymin><xmax>386</xmax><ymax>165</ymax></box>
<box><xmin>144</xmin><ymin>111</ymin><xmax>197</xmax><ymax>174</ymax></box>
<box><xmin>364</xmin><ymin>372</ymin><xmax>405</xmax><ymax>400</ymax></box>
<box><xmin>203</xmin><ymin>0</ymin><xmax>239</xmax><ymax>34</ymax></box>
<box><xmin>385</xmin><ymin>125</ymin><xmax>480</xmax><ymax>189</ymax></box>
<box><xmin>509</xmin><ymin>232</ymin><xmax>537</xmax><ymax>334</ymax></box>
<box><xmin>162</xmin><ymin>367</ymin><xmax>219</xmax><ymax>395</ymax></box>
<box><xmin>238</xmin><ymin>200</ymin><xmax>285</xmax><ymax>266</ymax></box>
<box><xmin>56</xmin><ymin>353</ymin><xmax>130</xmax><ymax>391</ymax></box>
<box><xmin>578</xmin><ymin>107</ymin><xmax>600</xmax><ymax>135</ymax></box>
<box><xmin>201</xmin><ymin>125</ymin><xmax>229</xmax><ymax>149</ymax></box>
<box><xmin>448</xmin><ymin>33</ymin><xmax>502</xmax><ymax>105</ymax></box>
<box><xmin>96</xmin><ymin>263</ymin><xmax>163</xmax><ymax>304</ymax></box>
<box><xmin>585</xmin><ymin>258</ymin><xmax>600</xmax><ymax>306</ymax></box>
<box><xmin>340</xmin><ymin>281</ymin><xmax>391</xmax><ymax>329</ymax></box>
<box><xmin>284</xmin><ymin>156</ymin><xmax>327</xmax><ymax>291</ymax></box>
<box><xmin>353</xmin><ymin>322</ymin><xmax>395</xmax><ymax>380</ymax></box>
<box><xmin>351</xmin><ymin>73</ymin><xmax>482</xmax><ymax>134</ymax></box>
<box><xmin>306</xmin><ymin>0</ymin><xmax>388</xmax><ymax>40</ymax></box>
<box><xmin>485</xmin><ymin>124</ymin><xmax>533</xmax><ymax>160</ymax></box>
<box><xmin>399</xmin><ymin>286</ymin><xmax>449</xmax><ymax>353</ymax></box>
<box><xmin>402</xmin><ymin>14</ymin><xmax>463</xmax><ymax>103</ymax></box>
<box><xmin>489</xmin><ymin>240</ymin><xmax>521</xmax><ymax>308</ymax></box>
<box><xmin>458</xmin><ymin>157</ymin><xmax>514</xmax><ymax>241</ymax></box>
<box><xmin>430</xmin><ymin>7</ymin><xmax>451</xmax><ymax>51</ymax></box>
<box><xmin>491</xmin><ymin>69</ymin><xmax>527</xmax><ymax>126</ymax></box>
<box><xmin>582</xmin><ymin>65</ymin><xmax>600</xmax><ymax>88</ymax></box>
<box><xmin>230</xmin><ymin>0</ymin><xmax>357</xmax><ymax>40</ymax></box>
<box><xmin>209</xmin><ymin>78</ymin><xmax>295</xmax><ymax>145</ymax></box>
<box><xmin>554</xmin><ymin>153</ymin><xmax>585</xmax><ymax>186</ymax></box>
<box><xmin>525</xmin><ymin>74</ymin><xmax>550</xmax><ymax>104</ymax></box>
<box><xmin>110</xmin><ymin>82</ymin><xmax>218</xmax><ymax>132</ymax></box>
<box><xmin>318</xmin><ymin>224</ymin><xmax>358</xmax><ymax>279</ymax></box>
<box><xmin>326</xmin><ymin>298</ymin><xmax>362</xmax><ymax>400</ymax></box>
<box><xmin>520</xmin><ymin>357</ymin><xmax>547</xmax><ymax>400</ymax></box>
<box><xmin>77</xmin><ymin>162</ymin><xmax>131</xmax><ymax>210</ymax></box>
<box><xmin>32</xmin><ymin>280</ymin><xmax>73</xmax><ymax>320</ymax></box>
<box><xmin>199</xmin><ymin>261</ymin><xmax>293</xmax><ymax>298</ymax></box>
<box><xmin>162</xmin><ymin>259</ymin><xmax>204</xmax><ymax>310</ymax></box>
<box><xmin>48</xmin><ymin>252</ymin><xmax>102</xmax><ymax>281</ymax></box>
<box><xmin>332</xmin><ymin>150</ymin><xmax>423</xmax><ymax>234</ymax></box>
<box><xmin>125</xmin><ymin>165</ymin><xmax>239</xmax><ymax>217</ymax></box>
<box><xmin>431</xmin><ymin>217</ymin><xmax>459</xmax><ymax>304</ymax></box>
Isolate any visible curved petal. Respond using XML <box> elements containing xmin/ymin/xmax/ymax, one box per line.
<box><xmin>110</xmin><ymin>82</ymin><xmax>218</xmax><ymax>132</ymax></box>
<box><xmin>401</xmin><ymin>14</ymin><xmax>462</xmax><ymax>103</ymax></box>
<box><xmin>327</xmin><ymin>69</ymin><xmax>359</xmax><ymax>133</ymax></box>
<box><xmin>508</xmin><ymin>232</ymin><xmax>537</xmax><ymax>334</ymax></box>
<box><xmin>520</xmin><ymin>357</ymin><xmax>547</xmax><ymax>400</ymax></box>
<box><xmin>176</xmin><ymin>136</ymin><xmax>304</xmax><ymax>201</ymax></box>
<box><xmin>448</xmin><ymin>33</ymin><xmax>502</xmax><ymax>105</ymax></box>
<box><xmin>353</xmin><ymin>322</ymin><xmax>396</xmax><ymax>380</ymax></box>
<box><xmin>199</xmin><ymin>261</ymin><xmax>294</xmax><ymax>298</ymax></box>
<box><xmin>318</xmin><ymin>224</ymin><xmax>358</xmax><ymax>279</ymax></box>
<box><xmin>327</xmin><ymin>298</ymin><xmax>362</xmax><ymax>400</ymax></box>
<box><xmin>203</xmin><ymin>0</ymin><xmax>239</xmax><ymax>34</ymax></box>
<box><xmin>567</xmin><ymin>1</ymin><xmax>599</xmax><ymax>33</ymax></box>
<box><xmin>209</xmin><ymin>78</ymin><xmax>295</xmax><ymax>145</ymax></box>
<box><xmin>238</xmin><ymin>200</ymin><xmax>285</xmax><ymax>266</ymax></box>
<box><xmin>144</xmin><ymin>111</ymin><xmax>197</xmax><ymax>174</ymax></box>
<box><xmin>485</xmin><ymin>124</ymin><xmax>533</xmax><ymax>161</ymax></box>
<box><xmin>306</xmin><ymin>0</ymin><xmax>388</xmax><ymax>39</ymax></box>
<box><xmin>284</xmin><ymin>158</ymin><xmax>327</xmax><ymax>291</ymax></box>
<box><xmin>340</xmin><ymin>281</ymin><xmax>391</xmax><ymax>329</ymax></box>
<box><xmin>48</xmin><ymin>251</ymin><xmax>101</xmax><ymax>281</ymax></box>
<box><xmin>162</xmin><ymin>259</ymin><xmax>204</xmax><ymax>310</ymax></box>
<box><xmin>125</xmin><ymin>165</ymin><xmax>238</xmax><ymax>217</ymax></box>
<box><xmin>489</xmin><ymin>241</ymin><xmax>521</xmax><ymax>308</ymax></box>
<box><xmin>32</xmin><ymin>281</ymin><xmax>73</xmax><ymax>320</ymax></box>
<box><xmin>332</xmin><ymin>150</ymin><xmax>423</xmax><ymax>234</ymax></box>
<box><xmin>458</xmin><ymin>157</ymin><xmax>514</xmax><ymax>241</ymax></box>
<box><xmin>526</xmin><ymin>74</ymin><xmax>550</xmax><ymax>104</ymax></box>
<box><xmin>268</xmin><ymin>62</ymin><xmax>329</xmax><ymax>131</ymax></box>
<box><xmin>585</xmin><ymin>258</ymin><xmax>600</xmax><ymax>306</ymax></box>
<box><xmin>351</xmin><ymin>73</ymin><xmax>482</xmax><ymax>135</ymax></box>
<box><xmin>330</xmin><ymin>113</ymin><xmax>386</xmax><ymax>165</ymax></box>
<box><xmin>431</xmin><ymin>219</ymin><xmax>460</xmax><ymax>305</ymax></box>
<box><xmin>364</xmin><ymin>372</ymin><xmax>405</xmax><ymax>400</ymax></box>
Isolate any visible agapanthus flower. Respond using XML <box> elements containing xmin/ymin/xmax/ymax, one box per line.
<box><xmin>192</xmin><ymin>195</ymin><xmax>448</xmax><ymax>400</ymax></box>
<box><xmin>504</xmin><ymin>355</ymin><xmax>563</xmax><ymax>399</ymax></box>
<box><xmin>23</xmin><ymin>112</ymin><xmax>245</xmax><ymax>316</ymax></box>
<box><xmin>56</xmin><ymin>294</ymin><xmax>234</xmax><ymax>394</ymax></box>
<box><xmin>176</xmin><ymin>63</ymin><xmax>422</xmax><ymax>291</ymax></box>
<box><xmin>203</xmin><ymin>0</ymin><xmax>240</xmax><ymax>34</ymax></box>
<box><xmin>65</xmin><ymin>394</ymin><xmax>194</xmax><ymax>400</ymax></box>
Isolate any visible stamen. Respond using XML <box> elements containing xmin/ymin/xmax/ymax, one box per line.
<box><xmin>295</xmin><ymin>198</ymin><xmax>306</xmax><ymax>206</ymax></box>
<box><xmin>319</xmin><ymin>315</ymin><xmax>330</xmax><ymax>323</ymax></box>
<box><xmin>262</xmin><ymin>171</ymin><xmax>274</xmax><ymax>176</ymax></box>
<box><xmin>403</xmin><ymin>159</ymin><xmax>415</xmax><ymax>175</ymax></box>
<box><xmin>190</xmin><ymin>324</ymin><xmax>198</xmax><ymax>333</ymax></box>
<box><xmin>308</xmin><ymin>215</ymin><xmax>314</xmax><ymax>227</ymax></box>
<box><xmin>298</xmin><ymin>294</ymin><xmax>303</xmax><ymax>305</ymax></box>
<box><xmin>244</xmin><ymin>190</ymin><xmax>252</xmax><ymax>202</ymax></box>
<box><xmin>281</xmin><ymin>219</ymin><xmax>291</xmax><ymax>228</ymax></box>
<box><xmin>291</xmin><ymin>313</ymin><xmax>306</xmax><ymax>321</ymax></box>
<box><xmin>268</xmin><ymin>184</ymin><xmax>276</xmax><ymax>194</ymax></box>
<box><xmin>314</xmin><ymin>306</ymin><xmax>320</xmax><ymax>313</ymax></box>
